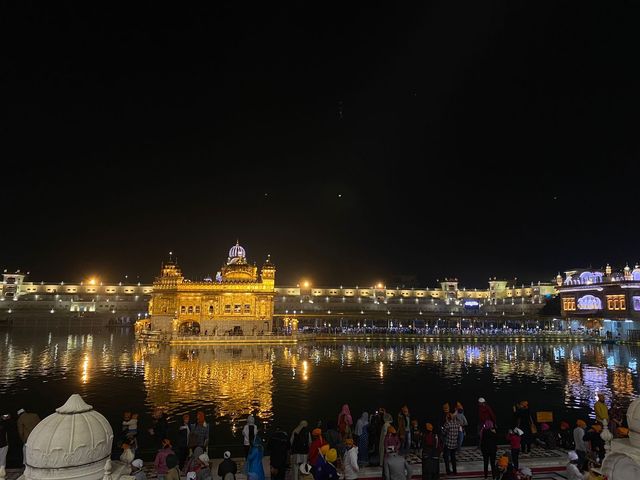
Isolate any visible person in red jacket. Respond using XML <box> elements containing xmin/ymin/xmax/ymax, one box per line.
<box><xmin>308</xmin><ymin>428</ymin><xmax>327</xmax><ymax>466</ymax></box>
<box><xmin>506</xmin><ymin>427</ymin><xmax>522</xmax><ymax>469</ymax></box>
<box><xmin>477</xmin><ymin>398</ymin><xmax>497</xmax><ymax>438</ymax></box>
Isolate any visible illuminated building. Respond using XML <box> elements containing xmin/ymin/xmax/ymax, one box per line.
<box><xmin>1</xmin><ymin>262</ymin><xmax>559</xmax><ymax>329</ymax></box>
<box><xmin>557</xmin><ymin>265</ymin><xmax>640</xmax><ymax>337</ymax></box>
<box><xmin>137</xmin><ymin>242</ymin><xmax>276</xmax><ymax>337</ymax></box>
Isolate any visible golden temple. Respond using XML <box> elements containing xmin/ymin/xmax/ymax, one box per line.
<box><xmin>136</xmin><ymin>242</ymin><xmax>276</xmax><ymax>339</ymax></box>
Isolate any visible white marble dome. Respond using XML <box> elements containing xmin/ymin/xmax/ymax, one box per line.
<box><xmin>627</xmin><ymin>396</ymin><xmax>640</xmax><ymax>448</ymax></box>
<box><xmin>23</xmin><ymin>394</ymin><xmax>113</xmax><ymax>480</ymax></box>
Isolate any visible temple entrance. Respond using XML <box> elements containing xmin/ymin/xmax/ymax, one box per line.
<box><xmin>178</xmin><ymin>321</ymin><xmax>201</xmax><ymax>335</ymax></box>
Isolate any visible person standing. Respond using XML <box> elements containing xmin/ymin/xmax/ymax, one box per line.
<box><xmin>154</xmin><ymin>439</ymin><xmax>175</xmax><ymax>480</ymax></box>
<box><xmin>513</xmin><ymin>401</ymin><xmax>533</xmax><ymax>454</ymax></box>
<box><xmin>343</xmin><ymin>438</ymin><xmax>359</xmax><ymax>480</ymax></box>
<box><xmin>176</xmin><ymin>413</ymin><xmax>191</xmax><ymax>469</ymax></box>
<box><xmin>16</xmin><ymin>408</ymin><xmax>40</xmax><ymax>446</ymax></box>
<box><xmin>191</xmin><ymin>411</ymin><xmax>210</xmax><ymax>452</ymax></box>
<box><xmin>566</xmin><ymin>451</ymin><xmax>588</xmax><ymax>480</ymax></box>
<box><xmin>573</xmin><ymin>420</ymin><xmax>587</xmax><ymax>469</ymax></box>
<box><xmin>217</xmin><ymin>451</ymin><xmax>237</xmax><ymax>480</ymax></box>
<box><xmin>384</xmin><ymin>426</ymin><xmax>401</xmax><ymax>464</ymax></box>
<box><xmin>397</xmin><ymin>406</ymin><xmax>411</xmax><ymax>455</ymax></box>
<box><xmin>245</xmin><ymin>435</ymin><xmax>265</xmax><ymax>480</ymax></box>
<box><xmin>421</xmin><ymin>423</ymin><xmax>441</xmax><ymax>480</ymax></box>
<box><xmin>442</xmin><ymin>414</ymin><xmax>460</xmax><ymax>476</ymax></box>
<box><xmin>308</xmin><ymin>428</ymin><xmax>327</xmax><ymax>467</ymax></box>
<box><xmin>243</xmin><ymin>415</ymin><xmax>258</xmax><ymax>458</ymax></box>
<box><xmin>338</xmin><ymin>405</ymin><xmax>353</xmax><ymax>438</ymax></box>
<box><xmin>354</xmin><ymin>413</ymin><xmax>369</xmax><ymax>465</ymax></box>
<box><xmin>480</xmin><ymin>420</ymin><xmax>498</xmax><ymax>480</ymax></box>
<box><xmin>583</xmin><ymin>422</ymin><xmax>605</xmax><ymax>464</ymax></box>
<box><xmin>383</xmin><ymin>446</ymin><xmax>411</xmax><ymax>480</ymax></box>
<box><xmin>291</xmin><ymin>420</ymin><xmax>311</xmax><ymax>480</ymax></box>
<box><xmin>594</xmin><ymin>393</ymin><xmax>609</xmax><ymax>424</ymax></box>
<box><xmin>506</xmin><ymin>428</ymin><xmax>522</xmax><ymax>470</ymax></box>
<box><xmin>166</xmin><ymin>454</ymin><xmax>182</xmax><ymax>480</ymax></box>
<box><xmin>267</xmin><ymin>426</ymin><xmax>289</xmax><ymax>480</ymax></box>
<box><xmin>454</xmin><ymin>402</ymin><xmax>468</xmax><ymax>450</ymax></box>
<box><xmin>477</xmin><ymin>398</ymin><xmax>497</xmax><ymax>439</ymax></box>
<box><xmin>149</xmin><ymin>408</ymin><xmax>169</xmax><ymax>449</ymax></box>
<box><xmin>378</xmin><ymin>412</ymin><xmax>393</xmax><ymax>468</ymax></box>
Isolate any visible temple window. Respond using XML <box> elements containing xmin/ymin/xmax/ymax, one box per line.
<box><xmin>209</xmin><ymin>305</ymin><xmax>214</xmax><ymax>314</ymax></box>
<box><xmin>195</xmin><ymin>306</ymin><xmax>200</xmax><ymax>314</ymax></box>
<box><xmin>224</xmin><ymin>304</ymin><xmax>231</xmax><ymax>313</ymax></box>
<box><xmin>180</xmin><ymin>306</ymin><xmax>186</xmax><ymax>314</ymax></box>
<box><xmin>234</xmin><ymin>304</ymin><xmax>241</xmax><ymax>313</ymax></box>
<box><xmin>244</xmin><ymin>304</ymin><xmax>251</xmax><ymax>313</ymax></box>
<box><xmin>188</xmin><ymin>306</ymin><xmax>193</xmax><ymax>314</ymax></box>
<box><xmin>606</xmin><ymin>295</ymin><xmax>626</xmax><ymax>310</ymax></box>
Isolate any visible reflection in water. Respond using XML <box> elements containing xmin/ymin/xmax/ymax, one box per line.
<box><xmin>0</xmin><ymin>330</ymin><xmax>638</xmax><ymax>447</ymax></box>
<box><xmin>137</xmin><ymin>345</ymin><xmax>274</xmax><ymax>425</ymax></box>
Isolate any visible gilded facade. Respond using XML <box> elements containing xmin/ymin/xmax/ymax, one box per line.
<box><xmin>138</xmin><ymin>243</ymin><xmax>276</xmax><ymax>336</ymax></box>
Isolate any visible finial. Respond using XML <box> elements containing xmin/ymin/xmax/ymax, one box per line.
<box><xmin>102</xmin><ymin>459</ymin><xmax>113</xmax><ymax>480</ymax></box>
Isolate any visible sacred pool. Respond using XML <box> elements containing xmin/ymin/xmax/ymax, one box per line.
<box><xmin>1</xmin><ymin>328</ymin><xmax>638</xmax><ymax>465</ymax></box>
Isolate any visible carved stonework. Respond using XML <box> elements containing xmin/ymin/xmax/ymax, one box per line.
<box><xmin>20</xmin><ymin>394</ymin><xmax>115</xmax><ymax>480</ymax></box>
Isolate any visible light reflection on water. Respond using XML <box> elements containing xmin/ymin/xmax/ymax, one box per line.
<box><xmin>1</xmin><ymin>329</ymin><xmax>638</xmax><ymax>451</ymax></box>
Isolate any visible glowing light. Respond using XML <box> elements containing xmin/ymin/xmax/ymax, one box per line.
<box><xmin>88</xmin><ymin>278</ymin><xmax>97</xmax><ymax>285</ymax></box>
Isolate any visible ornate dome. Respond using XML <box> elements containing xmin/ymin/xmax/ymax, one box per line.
<box><xmin>24</xmin><ymin>394</ymin><xmax>113</xmax><ymax>480</ymax></box>
<box><xmin>227</xmin><ymin>241</ymin><xmax>247</xmax><ymax>264</ymax></box>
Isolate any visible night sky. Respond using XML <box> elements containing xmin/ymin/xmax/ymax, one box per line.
<box><xmin>3</xmin><ymin>3</ymin><xmax>640</xmax><ymax>287</ymax></box>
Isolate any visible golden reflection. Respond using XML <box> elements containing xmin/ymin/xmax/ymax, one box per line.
<box><xmin>140</xmin><ymin>345</ymin><xmax>273</xmax><ymax>422</ymax></box>
<box><xmin>81</xmin><ymin>353</ymin><xmax>90</xmax><ymax>384</ymax></box>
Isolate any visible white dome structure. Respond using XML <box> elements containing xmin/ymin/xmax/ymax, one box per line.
<box><xmin>601</xmin><ymin>397</ymin><xmax>640</xmax><ymax>479</ymax></box>
<box><xmin>21</xmin><ymin>394</ymin><xmax>114</xmax><ymax>480</ymax></box>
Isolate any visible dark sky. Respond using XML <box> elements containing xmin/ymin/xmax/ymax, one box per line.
<box><xmin>3</xmin><ymin>2</ymin><xmax>640</xmax><ymax>287</ymax></box>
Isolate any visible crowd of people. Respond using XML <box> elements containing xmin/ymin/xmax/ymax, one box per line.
<box><xmin>0</xmin><ymin>392</ymin><xmax>631</xmax><ymax>480</ymax></box>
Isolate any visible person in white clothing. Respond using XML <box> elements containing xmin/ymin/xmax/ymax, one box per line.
<box><xmin>242</xmin><ymin>415</ymin><xmax>258</xmax><ymax>458</ymax></box>
<box><xmin>343</xmin><ymin>438</ymin><xmax>359</xmax><ymax>480</ymax></box>
<box><xmin>566</xmin><ymin>451</ymin><xmax>589</xmax><ymax>480</ymax></box>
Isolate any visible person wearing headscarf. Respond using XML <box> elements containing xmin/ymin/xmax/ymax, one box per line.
<box><xmin>354</xmin><ymin>412</ymin><xmax>369</xmax><ymax>444</ymax></box>
<box><xmin>506</xmin><ymin>427</ymin><xmax>522</xmax><ymax>469</ymax></box>
<box><xmin>421</xmin><ymin>423</ymin><xmax>441</xmax><ymax>480</ymax></box>
<box><xmin>154</xmin><ymin>438</ymin><xmax>175</xmax><ymax>480</ymax></box>
<box><xmin>245</xmin><ymin>434</ymin><xmax>265</xmax><ymax>480</ymax></box>
<box><xmin>243</xmin><ymin>415</ymin><xmax>258</xmax><ymax>458</ymax></box>
<box><xmin>291</xmin><ymin>420</ymin><xmax>311</xmax><ymax>480</ymax></box>
<box><xmin>396</xmin><ymin>406</ymin><xmax>410</xmax><ymax>455</ymax></box>
<box><xmin>537</xmin><ymin>423</ymin><xmax>557</xmax><ymax>450</ymax></box>
<box><xmin>583</xmin><ymin>422</ymin><xmax>605</xmax><ymax>464</ymax></box>
<box><xmin>218</xmin><ymin>451</ymin><xmax>237</xmax><ymax>480</ymax></box>
<box><xmin>573</xmin><ymin>420</ymin><xmax>587</xmax><ymax>469</ymax></box>
<box><xmin>316</xmin><ymin>448</ymin><xmax>339</xmax><ymax>480</ymax></box>
<box><xmin>268</xmin><ymin>425</ymin><xmax>290</xmax><ymax>480</ymax></box>
<box><xmin>338</xmin><ymin>405</ymin><xmax>353</xmax><ymax>438</ymax></box>
<box><xmin>378</xmin><ymin>412</ymin><xmax>393</xmax><ymax>467</ymax></box>
<box><xmin>309</xmin><ymin>428</ymin><xmax>327</xmax><ymax>466</ymax></box>
<box><xmin>184</xmin><ymin>447</ymin><xmax>204</xmax><ymax>476</ymax></box>
<box><xmin>477</xmin><ymin>398</ymin><xmax>497</xmax><ymax>439</ymax></box>
<box><xmin>343</xmin><ymin>438</ymin><xmax>359</xmax><ymax>480</ymax></box>
<box><xmin>454</xmin><ymin>402</ymin><xmax>468</xmax><ymax>450</ymax></box>
<box><xmin>566</xmin><ymin>451</ymin><xmax>589</xmax><ymax>480</ymax></box>
<box><xmin>594</xmin><ymin>393</ymin><xmax>609</xmax><ymax>424</ymax></box>
<box><xmin>494</xmin><ymin>456</ymin><xmax>516</xmax><ymax>480</ymax></box>
<box><xmin>131</xmin><ymin>459</ymin><xmax>146</xmax><ymax>480</ymax></box>
<box><xmin>480</xmin><ymin>420</ymin><xmax>498</xmax><ymax>480</ymax></box>
<box><xmin>195</xmin><ymin>452</ymin><xmax>212</xmax><ymax>480</ymax></box>
<box><xmin>384</xmin><ymin>426</ymin><xmax>401</xmax><ymax>461</ymax></box>
<box><xmin>513</xmin><ymin>400</ymin><xmax>533</xmax><ymax>454</ymax></box>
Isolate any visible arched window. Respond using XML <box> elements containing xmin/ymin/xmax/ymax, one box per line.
<box><xmin>188</xmin><ymin>306</ymin><xmax>194</xmax><ymax>314</ymax></box>
<box><xmin>180</xmin><ymin>306</ymin><xmax>186</xmax><ymax>314</ymax></box>
<box><xmin>209</xmin><ymin>305</ymin><xmax>214</xmax><ymax>314</ymax></box>
<box><xmin>577</xmin><ymin>295</ymin><xmax>602</xmax><ymax>310</ymax></box>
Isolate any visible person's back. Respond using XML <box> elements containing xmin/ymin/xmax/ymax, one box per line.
<box><xmin>384</xmin><ymin>452</ymin><xmax>410</xmax><ymax>480</ymax></box>
<box><xmin>17</xmin><ymin>411</ymin><xmax>41</xmax><ymax>444</ymax></box>
<box><xmin>343</xmin><ymin>443</ymin><xmax>359</xmax><ymax>480</ymax></box>
<box><xmin>218</xmin><ymin>456</ymin><xmax>237</xmax><ymax>480</ymax></box>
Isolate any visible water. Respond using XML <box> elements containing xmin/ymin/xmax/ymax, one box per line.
<box><xmin>1</xmin><ymin>328</ymin><xmax>638</xmax><ymax>462</ymax></box>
